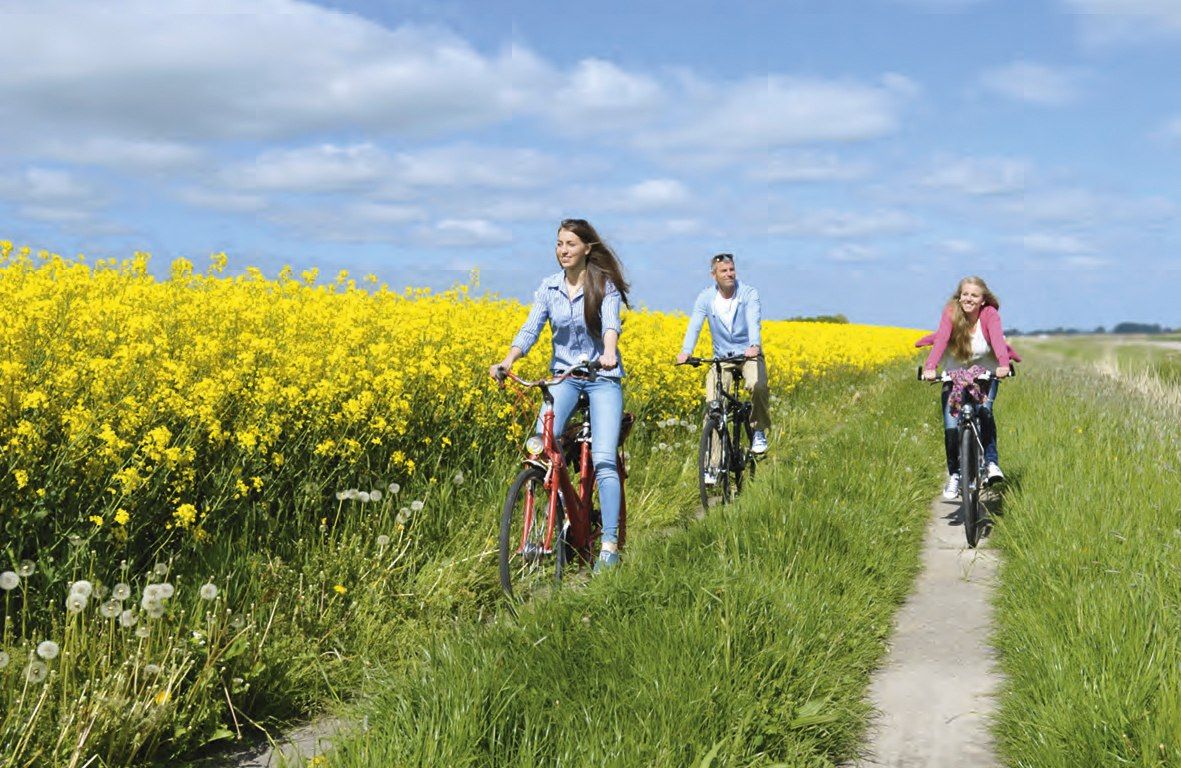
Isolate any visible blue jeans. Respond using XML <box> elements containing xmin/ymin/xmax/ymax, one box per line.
<box><xmin>535</xmin><ymin>376</ymin><xmax>623</xmax><ymax>546</ymax></box>
<box><xmin>941</xmin><ymin>378</ymin><xmax>1000</xmax><ymax>473</ymax></box>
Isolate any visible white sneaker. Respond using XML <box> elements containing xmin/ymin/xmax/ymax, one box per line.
<box><xmin>942</xmin><ymin>473</ymin><xmax>961</xmax><ymax>500</ymax></box>
<box><xmin>986</xmin><ymin>462</ymin><xmax>1005</xmax><ymax>484</ymax></box>
<box><xmin>702</xmin><ymin>468</ymin><xmax>718</xmax><ymax>485</ymax></box>
<box><xmin>751</xmin><ymin>430</ymin><xmax>768</xmax><ymax>454</ymax></box>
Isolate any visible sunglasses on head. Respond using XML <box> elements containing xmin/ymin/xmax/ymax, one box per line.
<box><xmin>712</xmin><ymin>253</ymin><xmax>734</xmax><ymax>263</ymax></box>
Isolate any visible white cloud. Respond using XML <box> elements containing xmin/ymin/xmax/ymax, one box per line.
<box><xmin>936</xmin><ymin>238</ymin><xmax>978</xmax><ymax>254</ymax></box>
<box><xmin>229</xmin><ymin>144</ymin><xmax>390</xmax><ymax>193</ymax></box>
<box><xmin>620</xmin><ymin>179</ymin><xmax>692</xmax><ymax>211</ymax></box>
<box><xmin>416</xmin><ymin>219</ymin><xmax>513</xmax><ymax>247</ymax></box>
<box><xmin>1017</xmin><ymin>232</ymin><xmax>1094</xmax><ymax>254</ymax></box>
<box><xmin>553</xmin><ymin>59</ymin><xmax>664</xmax><ymax>131</ymax></box>
<box><xmin>748</xmin><ymin>152</ymin><xmax>873</xmax><ymax>183</ymax></box>
<box><xmin>643</xmin><ymin>73</ymin><xmax>917</xmax><ymax>153</ymax></box>
<box><xmin>827</xmin><ymin>244</ymin><xmax>879</xmax><ymax>263</ymax></box>
<box><xmin>394</xmin><ymin>145</ymin><xmax>561</xmax><ymax>190</ymax></box>
<box><xmin>177</xmin><ymin>187</ymin><xmax>269</xmax><ymax>213</ymax></box>
<box><xmin>1061</xmin><ymin>255</ymin><xmax>1109</xmax><ymax>269</ymax></box>
<box><xmin>922</xmin><ymin>156</ymin><xmax>1030</xmax><ymax>196</ymax></box>
<box><xmin>1063</xmin><ymin>0</ymin><xmax>1181</xmax><ymax>45</ymax></box>
<box><xmin>768</xmin><ymin>208</ymin><xmax>916</xmax><ymax>238</ymax></box>
<box><xmin>1155</xmin><ymin>115</ymin><xmax>1181</xmax><ymax>144</ymax></box>
<box><xmin>979</xmin><ymin>61</ymin><xmax>1084</xmax><ymax>106</ymax></box>
<box><xmin>999</xmin><ymin>187</ymin><xmax>1176</xmax><ymax>224</ymax></box>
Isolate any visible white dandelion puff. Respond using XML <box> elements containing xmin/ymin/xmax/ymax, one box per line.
<box><xmin>376</xmin><ymin>534</ymin><xmax>391</xmax><ymax>549</ymax></box>
<box><xmin>0</xmin><ymin>651</ymin><xmax>9</xmax><ymax>669</ymax></box>
<box><xmin>410</xmin><ymin>500</ymin><xmax>424</xmax><ymax>512</ymax></box>
<box><xmin>370</xmin><ymin>489</ymin><xmax>383</xmax><ymax>502</ymax></box>
<box><xmin>388</xmin><ymin>482</ymin><xmax>401</xmax><ymax>494</ymax></box>
<box><xmin>112</xmin><ymin>583</ymin><xmax>131</xmax><ymax>601</ymax></box>
<box><xmin>153</xmin><ymin>563</ymin><xmax>169</xmax><ymax>577</ymax></box>
<box><xmin>0</xmin><ymin>571</ymin><xmax>18</xmax><ymax>591</ymax></box>
<box><xmin>229</xmin><ymin>614</ymin><xmax>246</xmax><ymax>630</ymax></box>
<box><xmin>18</xmin><ymin>560</ymin><xmax>35</xmax><ymax>577</ymax></box>
<box><xmin>100</xmin><ymin>599</ymin><xmax>120</xmax><ymax>618</ymax></box>
<box><xmin>119</xmin><ymin>610</ymin><xmax>138</xmax><ymax>628</ymax></box>
<box><xmin>452</xmin><ymin>471</ymin><xmax>465</xmax><ymax>486</ymax></box>
<box><xmin>142</xmin><ymin>585</ymin><xmax>162</xmax><ymax>603</ymax></box>
<box><xmin>143</xmin><ymin>663</ymin><xmax>162</xmax><ymax>675</ymax></box>
<box><xmin>156</xmin><ymin>583</ymin><xmax>175</xmax><ymax>599</ymax></box>
<box><xmin>36</xmin><ymin>640</ymin><xmax>60</xmax><ymax>660</ymax></box>
<box><xmin>396</xmin><ymin>508</ymin><xmax>410</xmax><ymax>524</ymax></box>
<box><xmin>357</xmin><ymin>491</ymin><xmax>371</xmax><ymax>503</ymax></box>
<box><xmin>66</xmin><ymin>593</ymin><xmax>87</xmax><ymax>613</ymax></box>
<box><xmin>136</xmin><ymin>626</ymin><xmax>151</xmax><ymax>638</ymax></box>
<box><xmin>146</xmin><ymin>602</ymin><xmax>165</xmax><ymax>619</ymax></box>
<box><xmin>70</xmin><ymin>580</ymin><xmax>94</xmax><ymax>599</ymax></box>
<box><xmin>335</xmin><ymin>490</ymin><xmax>348</xmax><ymax>501</ymax></box>
<box><xmin>345</xmin><ymin>489</ymin><xmax>360</xmax><ymax>500</ymax></box>
<box><xmin>25</xmin><ymin>660</ymin><xmax>48</xmax><ymax>683</ymax></box>
<box><xmin>199</xmin><ymin>583</ymin><xmax>218</xmax><ymax>601</ymax></box>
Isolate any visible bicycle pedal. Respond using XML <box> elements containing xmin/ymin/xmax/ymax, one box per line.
<box><xmin>520</xmin><ymin>543</ymin><xmax>552</xmax><ymax>564</ymax></box>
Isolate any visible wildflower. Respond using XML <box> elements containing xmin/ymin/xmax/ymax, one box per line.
<box><xmin>410</xmin><ymin>500</ymin><xmax>424</xmax><ymax>512</ymax></box>
<box><xmin>452</xmin><ymin>471</ymin><xmax>465</xmax><ymax>486</ymax></box>
<box><xmin>70</xmin><ymin>580</ymin><xmax>94</xmax><ymax>598</ymax></box>
<box><xmin>144</xmin><ymin>663</ymin><xmax>162</xmax><ymax>675</ymax></box>
<box><xmin>396</xmin><ymin>507</ymin><xmax>411</xmax><ymax>524</ymax></box>
<box><xmin>376</xmin><ymin>534</ymin><xmax>391</xmax><ymax>549</ymax></box>
<box><xmin>100</xmin><ymin>599</ymin><xmax>120</xmax><ymax>618</ymax></box>
<box><xmin>119</xmin><ymin>610</ymin><xmax>138</xmax><ymax>628</ymax></box>
<box><xmin>345</xmin><ymin>489</ymin><xmax>360</xmax><ymax>500</ymax></box>
<box><xmin>199</xmin><ymin>583</ymin><xmax>218</xmax><ymax>601</ymax></box>
<box><xmin>369</xmin><ymin>489</ymin><xmax>383</xmax><ymax>502</ymax></box>
<box><xmin>18</xmin><ymin>560</ymin><xmax>35</xmax><ymax>577</ymax></box>
<box><xmin>136</xmin><ymin>626</ymin><xmax>151</xmax><ymax>638</ymax></box>
<box><xmin>146</xmin><ymin>602</ymin><xmax>165</xmax><ymax>619</ymax></box>
<box><xmin>333</xmin><ymin>584</ymin><xmax>347</xmax><ymax>595</ymax></box>
<box><xmin>66</xmin><ymin>593</ymin><xmax>87</xmax><ymax>613</ymax></box>
<box><xmin>114</xmin><ymin>509</ymin><xmax>130</xmax><ymax>525</ymax></box>
<box><xmin>335</xmin><ymin>490</ymin><xmax>348</xmax><ymax>501</ymax></box>
<box><xmin>112</xmin><ymin>582</ymin><xmax>131</xmax><ymax>600</ymax></box>
<box><xmin>36</xmin><ymin>640</ymin><xmax>60</xmax><ymax>660</ymax></box>
<box><xmin>153</xmin><ymin>563</ymin><xmax>169</xmax><ymax>577</ymax></box>
<box><xmin>88</xmin><ymin>514</ymin><xmax>104</xmax><ymax>527</ymax></box>
<box><xmin>229</xmin><ymin>614</ymin><xmax>246</xmax><ymax>630</ymax></box>
<box><xmin>388</xmin><ymin>482</ymin><xmax>401</xmax><ymax>494</ymax></box>
<box><xmin>25</xmin><ymin>660</ymin><xmax>48</xmax><ymax>683</ymax></box>
<box><xmin>357</xmin><ymin>491</ymin><xmax>371</xmax><ymax>503</ymax></box>
<box><xmin>0</xmin><ymin>651</ymin><xmax>9</xmax><ymax>669</ymax></box>
<box><xmin>154</xmin><ymin>689</ymin><xmax>171</xmax><ymax>705</ymax></box>
<box><xmin>0</xmin><ymin>571</ymin><xmax>18</xmax><ymax>591</ymax></box>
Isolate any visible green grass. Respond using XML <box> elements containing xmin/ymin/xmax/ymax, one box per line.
<box><xmin>1031</xmin><ymin>335</ymin><xmax>1181</xmax><ymax>386</ymax></box>
<box><xmin>991</xmin><ymin>362</ymin><xmax>1181</xmax><ymax>767</ymax></box>
<box><xmin>324</xmin><ymin>366</ymin><xmax>938</xmax><ymax>767</ymax></box>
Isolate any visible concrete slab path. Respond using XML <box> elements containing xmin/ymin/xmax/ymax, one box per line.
<box><xmin>852</xmin><ymin>494</ymin><xmax>1003</xmax><ymax>768</ymax></box>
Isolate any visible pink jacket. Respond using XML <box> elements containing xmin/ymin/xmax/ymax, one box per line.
<box><xmin>915</xmin><ymin>305</ymin><xmax>1021</xmax><ymax>371</ymax></box>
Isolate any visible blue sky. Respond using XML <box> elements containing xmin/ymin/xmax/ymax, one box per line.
<box><xmin>1</xmin><ymin>0</ymin><xmax>1180</xmax><ymax>330</ymax></box>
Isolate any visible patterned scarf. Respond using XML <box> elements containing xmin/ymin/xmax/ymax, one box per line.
<box><xmin>946</xmin><ymin>365</ymin><xmax>990</xmax><ymax>418</ymax></box>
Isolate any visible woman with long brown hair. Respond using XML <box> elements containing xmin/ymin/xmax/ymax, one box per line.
<box><xmin>489</xmin><ymin>218</ymin><xmax>631</xmax><ymax>570</ymax></box>
<box><xmin>920</xmin><ymin>276</ymin><xmax>1020</xmax><ymax>500</ymax></box>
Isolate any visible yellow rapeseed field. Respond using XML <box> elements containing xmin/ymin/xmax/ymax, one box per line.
<box><xmin>0</xmin><ymin>241</ymin><xmax>920</xmax><ymax>554</ymax></box>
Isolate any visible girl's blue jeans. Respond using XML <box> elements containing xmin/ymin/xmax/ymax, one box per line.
<box><xmin>535</xmin><ymin>376</ymin><xmax>623</xmax><ymax>546</ymax></box>
<box><xmin>941</xmin><ymin>378</ymin><xmax>1000</xmax><ymax>474</ymax></box>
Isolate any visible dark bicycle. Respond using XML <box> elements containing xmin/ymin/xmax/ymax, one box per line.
<box><xmin>679</xmin><ymin>355</ymin><xmax>759</xmax><ymax>510</ymax></box>
<box><xmin>922</xmin><ymin>366</ymin><xmax>1012</xmax><ymax>547</ymax></box>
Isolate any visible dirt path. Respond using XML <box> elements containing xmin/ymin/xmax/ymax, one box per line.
<box><xmin>852</xmin><ymin>494</ymin><xmax>1003</xmax><ymax>767</ymax></box>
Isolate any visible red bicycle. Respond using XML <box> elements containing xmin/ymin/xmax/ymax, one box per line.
<box><xmin>493</xmin><ymin>362</ymin><xmax>632</xmax><ymax>601</ymax></box>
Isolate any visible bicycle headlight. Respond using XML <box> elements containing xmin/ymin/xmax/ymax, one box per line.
<box><xmin>524</xmin><ymin>435</ymin><xmax>545</xmax><ymax>456</ymax></box>
<box><xmin>961</xmin><ymin>403</ymin><xmax>974</xmax><ymax>418</ymax></box>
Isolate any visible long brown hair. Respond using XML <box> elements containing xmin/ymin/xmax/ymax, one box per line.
<box><xmin>946</xmin><ymin>276</ymin><xmax>1001</xmax><ymax>362</ymax></box>
<box><xmin>557</xmin><ymin>218</ymin><xmax>631</xmax><ymax>338</ymax></box>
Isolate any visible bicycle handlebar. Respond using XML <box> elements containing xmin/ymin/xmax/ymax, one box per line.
<box><xmin>916</xmin><ymin>364</ymin><xmax>1017</xmax><ymax>383</ymax></box>
<box><xmin>679</xmin><ymin>355</ymin><xmax>749</xmax><ymax>367</ymax></box>
<box><xmin>493</xmin><ymin>360</ymin><xmax>604</xmax><ymax>389</ymax></box>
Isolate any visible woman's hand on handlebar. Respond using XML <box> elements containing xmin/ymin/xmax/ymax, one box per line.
<box><xmin>996</xmin><ymin>365</ymin><xmax>1011</xmax><ymax>378</ymax></box>
<box><xmin>489</xmin><ymin>359</ymin><xmax>513</xmax><ymax>386</ymax></box>
<box><xmin>597</xmin><ymin>350</ymin><xmax>619</xmax><ymax>371</ymax></box>
<box><xmin>921</xmin><ymin>368</ymin><xmax>937</xmax><ymax>381</ymax></box>
<box><xmin>675</xmin><ymin>352</ymin><xmax>690</xmax><ymax>365</ymax></box>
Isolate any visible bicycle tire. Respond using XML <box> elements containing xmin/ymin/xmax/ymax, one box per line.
<box><xmin>960</xmin><ymin>427</ymin><xmax>981</xmax><ymax>548</ymax></box>
<box><xmin>499</xmin><ymin>466</ymin><xmax>561</xmax><ymax>600</ymax></box>
<box><xmin>730</xmin><ymin>415</ymin><xmax>748</xmax><ymax>495</ymax></box>
<box><xmin>699</xmin><ymin>414</ymin><xmax>730</xmax><ymax>509</ymax></box>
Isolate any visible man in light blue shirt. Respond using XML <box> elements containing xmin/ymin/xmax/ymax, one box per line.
<box><xmin>676</xmin><ymin>253</ymin><xmax>771</xmax><ymax>454</ymax></box>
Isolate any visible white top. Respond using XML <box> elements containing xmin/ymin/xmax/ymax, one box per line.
<box><xmin>942</xmin><ymin>323</ymin><xmax>999</xmax><ymax>372</ymax></box>
<box><xmin>712</xmin><ymin>290</ymin><xmax>739</xmax><ymax>332</ymax></box>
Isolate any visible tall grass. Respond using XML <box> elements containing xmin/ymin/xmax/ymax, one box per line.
<box><xmin>992</xmin><ymin>362</ymin><xmax>1181</xmax><ymax>767</ymax></box>
<box><xmin>326</xmin><ymin>366</ymin><xmax>939</xmax><ymax>767</ymax></box>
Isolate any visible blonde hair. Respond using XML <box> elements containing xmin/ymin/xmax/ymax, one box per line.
<box><xmin>946</xmin><ymin>276</ymin><xmax>1001</xmax><ymax>362</ymax></box>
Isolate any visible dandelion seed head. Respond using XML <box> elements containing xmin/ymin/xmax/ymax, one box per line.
<box><xmin>136</xmin><ymin>626</ymin><xmax>151</xmax><ymax>638</ymax></box>
<box><xmin>25</xmin><ymin>660</ymin><xmax>48</xmax><ymax>683</ymax></box>
<box><xmin>388</xmin><ymin>482</ymin><xmax>400</xmax><ymax>494</ymax></box>
<box><xmin>100</xmin><ymin>599</ymin><xmax>119</xmax><ymax>618</ymax></box>
<box><xmin>119</xmin><ymin>610</ymin><xmax>138</xmax><ymax>628</ymax></box>
<box><xmin>0</xmin><ymin>651</ymin><xmax>9</xmax><ymax>669</ymax></box>
<box><xmin>410</xmin><ymin>500</ymin><xmax>424</xmax><ymax>512</ymax></box>
<box><xmin>0</xmin><ymin>571</ymin><xmax>18</xmax><ymax>591</ymax></box>
<box><xmin>229</xmin><ymin>614</ymin><xmax>246</xmax><ymax>630</ymax></box>
<box><xmin>345</xmin><ymin>489</ymin><xmax>360</xmax><ymax>500</ymax></box>
<box><xmin>66</xmin><ymin>594</ymin><xmax>87</xmax><ymax>613</ymax></box>
<box><xmin>144</xmin><ymin>663</ymin><xmax>161</xmax><ymax>675</ymax></box>
<box><xmin>112</xmin><ymin>583</ymin><xmax>131</xmax><ymax>600</ymax></box>
<box><xmin>335</xmin><ymin>491</ymin><xmax>348</xmax><ymax>501</ymax></box>
<box><xmin>146</xmin><ymin>603</ymin><xmax>165</xmax><ymax>619</ymax></box>
<box><xmin>357</xmin><ymin>491</ymin><xmax>371</xmax><ymax>503</ymax></box>
<box><xmin>369</xmin><ymin>489</ymin><xmax>383</xmax><ymax>502</ymax></box>
<box><xmin>452</xmin><ymin>471</ymin><xmax>465</xmax><ymax>486</ymax></box>
<box><xmin>199</xmin><ymin>583</ymin><xmax>218</xmax><ymax>601</ymax></box>
<box><xmin>153</xmin><ymin>563</ymin><xmax>169</xmax><ymax>577</ymax></box>
<box><xmin>156</xmin><ymin>583</ymin><xmax>175</xmax><ymax>599</ymax></box>
<box><xmin>36</xmin><ymin>640</ymin><xmax>60</xmax><ymax>660</ymax></box>
<box><xmin>70</xmin><ymin>580</ymin><xmax>94</xmax><ymax>598</ymax></box>
<box><xmin>376</xmin><ymin>534</ymin><xmax>391</xmax><ymax>548</ymax></box>
<box><xmin>18</xmin><ymin>560</ymin><xmax>35</xmax><ymax>577</ymax></box>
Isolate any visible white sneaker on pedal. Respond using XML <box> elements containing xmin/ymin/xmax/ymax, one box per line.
<box><xmin>942</xmin><ymin>473</ymin><xmax>961</xmax><ymax>500</ymax></box>
<box><xmin>702</xmin><ymin>469</ymin><xmax>718</xmax><ymax>486</ymax></box>
<box><xmin>751</xmin><ymin>430</ymin><xmax>768</xmax><ymax>454</ymax></box>
<box><xmin>986</xmin><ymin>462</ymin><xmax>1005</xmax><ymax>484</ymax></box>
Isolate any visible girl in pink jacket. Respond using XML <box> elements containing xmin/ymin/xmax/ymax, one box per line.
<box><xmin>918</xmin><ymin>276</ymin><xmax>1020</xmax><ymax>500</ymax></box>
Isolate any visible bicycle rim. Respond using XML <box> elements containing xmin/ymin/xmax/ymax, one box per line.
<box><xmin>960</xmin><ymin>428</ymin><xmax>980</xmax><ymax>547</ymax></box>
<box><xmin>499</xmin><ymin>466</ymin><xmax>559</xmax><ymax>601</ymax></box>
<box><xmin>699</xmin><ymin>415</ymin><xmax>727</xmax><ymax>509</ymax></box>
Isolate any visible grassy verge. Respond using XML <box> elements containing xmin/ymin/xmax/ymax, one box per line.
<box><xmin>991</xmin><ymin>361</ymin><xmax>1181</xmax><ymax>767</ymax></box>
<box><xmin>324</xmin><ymin>365</ymin><xmax>938</xmax><ymax>767</ymax></box>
